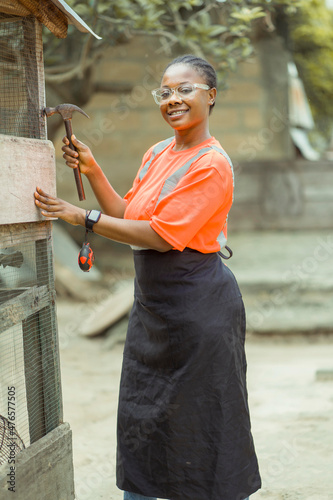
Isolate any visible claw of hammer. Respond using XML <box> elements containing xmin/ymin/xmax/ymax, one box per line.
<box><xmin>44</xmin><ymin>103</ymin><xmax>90</xmax><ymax>201</ymax></box>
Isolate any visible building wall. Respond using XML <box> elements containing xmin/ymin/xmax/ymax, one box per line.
<box><xmin>54</xmin><ymin>35</ymin><xmax>293</xmax><ymax>208</ymax></box>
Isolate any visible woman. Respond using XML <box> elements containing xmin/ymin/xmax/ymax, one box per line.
<box><xmin>35</xmin><ymin>55</ymin><xmax>261</xmax><ymax>500</ymax></box>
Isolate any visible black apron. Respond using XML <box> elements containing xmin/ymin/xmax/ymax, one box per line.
<box><xmin>116</xmin><ymin>249</ymin><xmax>261</xmax><ymax>500</ymax></box>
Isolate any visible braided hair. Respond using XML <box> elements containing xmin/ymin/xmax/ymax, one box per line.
<box><xmin>163</xmin><ymin>55</ymin><xmax>217</xmax><ymax>114</ymax></box>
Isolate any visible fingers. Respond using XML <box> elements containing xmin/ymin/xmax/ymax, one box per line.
<box><xmin>35</xmin><ymin>186</ymin><xmax>55</xmax><ymax>201</ymax></box>
<box><xmin>61</xmin><ymin>135</ymin><xmax>84</xmax><ymax>168</ymax></box>
<box><xmin>34</xmin><ymin>187</ymin><xmax>58</xmax><ymax>216</ymax></box>
<box><xmin>62</xmin><ymin>152</ymin><xmax>79</xmax><ymax>169</ymax></box>
<box><xmin>34</xmin><ymin>187</ymin><xmax>58</xmax><ymax>215</ymax></box>
<box><xmin>62</xmin><ymin>134</ymin><xmax>86</xmax><ymax>150</ymax></box>
<box><xmin>71</xmin><ymin>135</ymin><xmax>84</xmax><ymax>149</ymax></box>
<box><xmin>34</xmin><ymin>187</ymin><xmax>84</xmax><ymax>226</ymax></box>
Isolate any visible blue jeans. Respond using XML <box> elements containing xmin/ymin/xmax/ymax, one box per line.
<box><xmin>124</xmin><ymin>493</ymin><xmax>249</xmax><ymax>500</ymax></box>
<box><xmin>123</xmin><ymin>493</ymin><xmax>157</xmax><ymax>500</ymax></box>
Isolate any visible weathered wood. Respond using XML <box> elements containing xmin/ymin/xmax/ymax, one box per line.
<box><xmin>40</xmin><ymin>304</ymin><xmax>63</xmax><ymax>434</ymax></box>
<box><xmin>79</xmin><ymin>281</ymin><xmax>134</xmax><ymax>337</ymax></box>
<box><xmin>0</xmin><ymin>135</ymin><xmax>56</xmax><ymax>225</ymax></box>
<box><xmin>22</xmin><ymin>311</ymin><xmax>46</xmax><ymax>444</ymax></box>
<box><xmin>0</xmin><ymin>285</ymin><xmax>51</xmax><ymax>334</ymax></box>
<box><xmin>34</xmin><ymin>19</ymin><xmax>47</xmax><ymax>140</ymax></box>
<box><xmin>0</xmin><ymin>221</ymin><xmax>50</xmax><ymax>246</ymax></box>
<box><xmin>0</xmin><ymin>1</ymin><xmax>30</xmax><ymax>17</ymax></box>
<box><xmin>22</xmin><ymin>18</ymin><xmax>40</xmax><ymax>139</ymax></box>
<box><xmin>0</xmin><ymin>423</ymin><xmax>75</xmax><ymax>500</ymax></box>
<box><xmin>36</xmin><ymin>237</ymin><xmax>63</xmax><ymax>432</ymax></box>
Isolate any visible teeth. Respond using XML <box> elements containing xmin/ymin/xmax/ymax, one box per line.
<box><xmin>170</xmin><ymin>110</ymin><xmax>185</xmax><ymax>115</ymax></box>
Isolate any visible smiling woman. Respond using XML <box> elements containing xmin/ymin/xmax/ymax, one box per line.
<box><xmin>34</xmin><ymin>54</ymin><xmax>261</xmax><ymax>500</ymax></box>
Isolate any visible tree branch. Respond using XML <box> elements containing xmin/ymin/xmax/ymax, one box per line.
<box><xmin>45</xmin><ymin>48</ymin><xmax>104</xmax><ymax>84</ymax></box>
<box><xmin>94</xmin><ymin>82</ymin><xmax>133</xmax><ymax>93</ymax></box>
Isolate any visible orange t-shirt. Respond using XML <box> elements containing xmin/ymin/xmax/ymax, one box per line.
<box><xmin>123</xmin><ymin>137</ymin><xmax>233</xmax><ymax>253</ymax></box>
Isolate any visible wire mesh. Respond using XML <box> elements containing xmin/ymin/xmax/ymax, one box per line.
<box><xmin>0</xmin><ymin>222</ymin><xmax>62</xmax><ymax>464</ymax></box>
<box><xmin>0</xmin><ymin>14</ymin><xmax>43</xmax><ymax>139</ymax></box>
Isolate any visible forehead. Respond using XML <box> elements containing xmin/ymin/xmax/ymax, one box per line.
<box><xmin>161</xmin><ymin>63</ymin><xmax>204</xmax><ymax>87</ymax></box>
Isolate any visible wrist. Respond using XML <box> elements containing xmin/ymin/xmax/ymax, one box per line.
<box><xmin>76</xmin><ymin>208</ymin><xmax>86</xmax><ymax>226</ymax></box>
<box><xmin>85</xmin><ymin>160</ymin><xmax>101</xmax><ymax>179</ymax></box>
<box><xmin>85</xmin><ymin>209</ymin><xmax>102</xmax><ymax>231</ymax></box>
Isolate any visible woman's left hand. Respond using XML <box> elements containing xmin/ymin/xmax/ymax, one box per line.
<box><xmin>34</xmin><ymin>187</ymin><xmax>85</xmax><ymax>226</ymax></box>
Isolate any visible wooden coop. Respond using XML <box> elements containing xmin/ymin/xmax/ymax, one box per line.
<box><xmin>0</xmin><ymin>1</ymin><xmax>99</xmax><ymax>499</ymax></box>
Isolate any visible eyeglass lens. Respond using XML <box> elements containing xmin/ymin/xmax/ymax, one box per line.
<box><xmin>158</xmin><ymin>85</ymin><xmax>195</xmax><ymax>102</ymax></box>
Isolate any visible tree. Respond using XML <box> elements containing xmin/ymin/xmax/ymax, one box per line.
<box><xmin>43</xmin><ymin>0</ymin><xmax>302</xmax><ymax>138</ymax></box>
<box><xmin>287</xmin><ymin>0</ymin><xmax>333</xmax><ymax>142</ymax></box>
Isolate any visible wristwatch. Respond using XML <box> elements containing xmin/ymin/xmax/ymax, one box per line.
<box><xmin>85</xmin><ymin>209</ymin><xmax>101</xmax><ymax>232</ymax></box>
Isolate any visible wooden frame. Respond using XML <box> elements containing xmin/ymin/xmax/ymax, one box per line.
<box><xmin>0</xmin><ymin>16</ymin><xmax>73</xmax><ymax>499</ymax></box>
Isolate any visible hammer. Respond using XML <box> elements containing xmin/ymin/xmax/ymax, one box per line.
<box><xmin>44</xmin><ymin>103</ymin><xmax>89</xmax><ymax>201</ymax></box>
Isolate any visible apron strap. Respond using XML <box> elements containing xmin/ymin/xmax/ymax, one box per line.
<box><xmin>218</xmin><ymin>245</ymin><xmax>233</xmax><ymax>260</ymax></box>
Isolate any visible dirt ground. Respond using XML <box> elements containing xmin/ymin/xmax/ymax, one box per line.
<box><xmin>57</xmin><ymin>299</ymin><xmax>333</xmax><ymax>500</ymax></box>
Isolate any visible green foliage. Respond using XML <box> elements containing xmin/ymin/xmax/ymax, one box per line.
<box><xmin>288</xmin><ymin>0</ymin><xmax>333</xmax><ymax>139</ymax></box>
<box><xmin>43</xmin><ymin>0</ymin><xmax>301</xmax><ymax>106</ymax></box>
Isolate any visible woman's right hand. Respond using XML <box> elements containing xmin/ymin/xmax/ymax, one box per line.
<box><xmin>62</xmin><ymin>135</ymin><xmax>97</xmax><ymax>176</ymax></box>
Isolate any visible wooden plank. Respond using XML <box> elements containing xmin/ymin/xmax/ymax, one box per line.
<box><xmin>0</xmin><ymin>285</ymin><xmax>51</xmax><ymax>334</ymax></box>
<box><xmin>79</xmin><ymin>281</ymin><xmax>134</xmax><ymax>337</ymax></box>
<box><xmin>34</xmin><ymin>19</ymin><xmax>47</xmax><ymax>140</ymax></box>
<box><xmin>0</xmin><ymin>222</ymin><xmax>50</xmax><ymax>246</ymax></box>
<box><xmin>22</xmin><ymin>18</ymin><xmax>40</xmax><ymax>139</ymax></box>
<box><xmin>40</xmin><ymin>304</ymin><xmax>63</xmax><ymax>434</ymax></box>
<box><xmin>22</xmin><ymin>311</ymin><xmax>46</xmax><ymax>444</ymax></box>
<box><xmin>0</xmin><ymin>135</ymin><xmax>56</xmax><ymax>225</ymax></box>
<box><xmin>0</xmin><ymin>423</ymin><xmax>74</xmax><ymax>500</ymax></box>
<box><xmin>36</xmin><ymin>238</ymin><xmax>63</xmax><ymax>431</ymax></box>
<box><xmin>0</xmin><ymin>323</ymin><xmax>31</xmax><ymax>447</ymax></box>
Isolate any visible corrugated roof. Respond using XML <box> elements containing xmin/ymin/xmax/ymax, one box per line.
<box><xmin>51</xmin><ymin>0</ymin><xmax>101</xmax><ymax>39</ymax></box>
<box><xmin>0</xmin><ymin>0</ymin><xmax>101</xmax><ymax>39</ymax></box>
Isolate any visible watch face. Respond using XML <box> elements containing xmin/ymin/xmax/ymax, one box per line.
<box><xmin>89</xmin><ymin>210</ymin><xmax>101</xmax><ymax>223</ymax></box>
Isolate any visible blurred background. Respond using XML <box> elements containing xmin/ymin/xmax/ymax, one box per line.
<box><xmin>39</xmin><ymin>1</ymin><xmax>333</xmax><ymax>498</ymax></box>
<box><xmin>44</xmin><ymin>0</ymin><xmax>333</xmax><ymax>335</ymax></box>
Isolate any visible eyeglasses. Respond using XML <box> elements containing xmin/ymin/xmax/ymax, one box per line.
<box><xmin>151</xmin><ymin>83</ymin><xmax>210</xmax><ymax>105</ymax></box>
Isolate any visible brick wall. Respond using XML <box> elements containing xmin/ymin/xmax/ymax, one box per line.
<box><xmin>54</xmin><ymin>36</ymin><xmax>293</xmax><ymax>209</ymax></box>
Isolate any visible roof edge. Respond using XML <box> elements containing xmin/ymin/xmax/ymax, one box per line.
<box><xmin>51</xmin><ymin>0</ymin><xmax>102</xmax><ymax>39</ymax></box>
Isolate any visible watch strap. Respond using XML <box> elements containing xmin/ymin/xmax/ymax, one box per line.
<box><xmin>85</xmin><ymin>210</ymin><xmax>101</xmax><ymax>232</ymax></box>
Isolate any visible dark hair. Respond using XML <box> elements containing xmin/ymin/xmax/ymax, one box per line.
<box><xmin>163</xmin><ymin>54</ymin><xmax>217</xmax><ymax>113</ymax></box>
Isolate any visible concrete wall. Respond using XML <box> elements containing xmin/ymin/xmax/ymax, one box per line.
<box><xmin>54</xmin><ymin>35</ymin><xmax>294</xmax><ymax>209</ymax></box>
<box><xmin>229</xmin><ymin>159</ymin><xmax>333</xmax><ymax>230</ymax></box>
<box><xmin>52</xmin><ymin>36</ymin><xmax>333</xmax><ymax>252</ymax></box>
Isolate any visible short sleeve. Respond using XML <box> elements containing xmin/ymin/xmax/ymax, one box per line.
<box><xmin>150</xmin><ymin>154</ymin><xmax>233</xmax><ymax>251</ymax></box>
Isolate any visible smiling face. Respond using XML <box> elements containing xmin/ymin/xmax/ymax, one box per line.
<box><xmin>159</xmin><ymin>63</ymin><xmax>216</xmax><ymax>134</ymax></box>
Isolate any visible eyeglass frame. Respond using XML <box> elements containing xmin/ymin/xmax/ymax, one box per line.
<box><xmin>151</xmin><ymin>83</ymin><xmax>211</xmax><ymax>105</ymax></box>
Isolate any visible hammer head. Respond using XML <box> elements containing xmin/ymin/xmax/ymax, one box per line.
<box><xmin>44</xmin><ymin>103</ymin><xmax>89</xmax><ymax>121</ymax></box>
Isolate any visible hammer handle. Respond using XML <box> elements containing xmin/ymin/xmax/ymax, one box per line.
<box><xmin>64</xmin><ymin>120</ymin><xmax>86</xmax><ymax>201</ymax></box>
